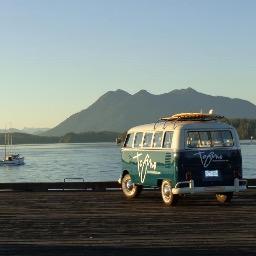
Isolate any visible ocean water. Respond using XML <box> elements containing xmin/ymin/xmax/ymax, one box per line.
<box><xmin>240</xmin><ymin>141</ymin><xmax>256</xmax><ymax>179</ymax></box>
<box><xmin>0</xmin><ymin>142</ymin><xmax>255</xmax><ymax>183</ymax></box>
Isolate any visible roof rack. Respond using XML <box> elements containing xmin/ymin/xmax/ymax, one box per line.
<box><xmin>160</xmin><ymin>113</ymin><xmax>224</xmax><ymax>122</ymax></box>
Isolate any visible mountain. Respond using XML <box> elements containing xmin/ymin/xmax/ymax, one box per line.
<box><xmin>21</xmin><ymin>127</ymin><xmax>50</xmax><ymax>135</ymax></box>
<box><xmin>0</xmin><ymin>133</ymin><xmax>59</xmax><ymax>144</ymax></box>
<box><xmin>0</xmin><ymin>128</ymin><xmax>20</xmax><ymax>133</ymax></box>
<box><xmin>0</xmin><ymin>128</ymin><xmax>50</xmax><ymax>135</ymax></box>
<box><xmin>43</xmin><ymin>88</ymin><xmax>256</xmax><ymax>136</ymax></box>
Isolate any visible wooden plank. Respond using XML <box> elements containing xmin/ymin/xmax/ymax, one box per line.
<box><xmin>0</xmin><ymin>190</ymin><xmax>255</xmax><ymax>256</ymax></box>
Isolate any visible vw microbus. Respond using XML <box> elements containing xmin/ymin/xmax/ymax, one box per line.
<box><xmin>119</xmin><ymin>113</ymin><xmax>247</xmax><ymax>206</ymax></box>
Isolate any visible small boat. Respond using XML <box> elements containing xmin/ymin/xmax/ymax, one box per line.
<box><xmin>0</xmin><ymin>131</ymin><xmax>25</xmax><ymax>166</ymax></box>
<box><xmin>0</xmin><ymin>154</ymin><xmax>24</xmax><ymax>166</ymax></box>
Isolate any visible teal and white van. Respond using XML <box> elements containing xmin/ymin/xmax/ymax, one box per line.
<box><xmin>119</xmin><ymin>113</ymin><xmax>247</xmax><ymax>206</ymax></box>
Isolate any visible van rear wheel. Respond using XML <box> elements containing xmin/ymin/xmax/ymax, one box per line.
<box><xmin>121</xmin><ymin>174</ymin><xmax>142</xmax><ymax>199</ymax></box>
<box><xmin>216</xmin><ymin>192</ymin><xmax>233</xmax><ymax>203</ymax></box>
<box><xmin>161</xmin><ymin>180</ymin><xmax>178</xmax><ymax>206</ymax></box>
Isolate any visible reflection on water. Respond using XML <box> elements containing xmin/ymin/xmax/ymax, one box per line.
<box><xmin>240</xmin><ymin>141</ymin><xmax>256</xmax><ymax>179</ymax></box>
<box><xmin>0</xmin><ymin>141</ymin><xmax>255</xmax><ymax>183</ymax></box>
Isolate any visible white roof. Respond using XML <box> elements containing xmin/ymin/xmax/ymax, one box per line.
<box><xmin>128</xmin><ymin>120</ymin><xmax>234</xmax><ymax>133</ymax></box>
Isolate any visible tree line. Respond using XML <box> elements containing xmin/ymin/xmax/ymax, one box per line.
<box><xmin>0</xmin><ymin>119</ymin><xmax>255</xmax><ymax>145</ymax></box>
<box><xmin>225</xmin><ymin>119</ymin><xmax>256</xmax><ymax>140</ymax></box>
<box><xmin>0</xmin><ymin>131</ymin><xmax>121</xmax><ymax>145</ymax></box>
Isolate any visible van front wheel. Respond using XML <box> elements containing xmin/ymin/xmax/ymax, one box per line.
<box><xmin>216</xmin><ymin>192</ymin><xmax>233</xmax><ymax>203</ymax></box>
<box><xmin>121</xmin><ymin>174</ymin><xmax>142</xmax><ymax>199</ymax></box>
<box><xmin>161</xmin><ymin>180</ymin><xmax>178</xmax><ymax>206</ymax></box>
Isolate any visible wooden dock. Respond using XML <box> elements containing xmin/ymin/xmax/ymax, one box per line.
<box><xmin>0</xmin><ymin>178</ymin><xmax>255</xmax><ymax>191</ymax></box>
<box><xmin>0</xmin><ymin>182</ymin><xmax>255</xmax><ymax>255</ymax></box>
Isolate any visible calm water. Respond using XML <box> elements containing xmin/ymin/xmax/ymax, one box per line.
<box><xmin>0</xmin><ymin>142</ymin><xmax>255</xmax><ymax>183</ymax></box>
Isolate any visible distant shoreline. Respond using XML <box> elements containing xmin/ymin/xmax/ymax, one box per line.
<box><xmin>0</xmin><ymin>131</ymin><xmax>125</xmax><ymax>145</ymax></box>
<box><xmin>1</xmin><ymin>118</ymin><xmax>255</xmax><ymax>145</ymax></box>
<box><xmin>0</xmin><ymin>132</ymin><xmax>255</xmax><ymax>145</ymax></box>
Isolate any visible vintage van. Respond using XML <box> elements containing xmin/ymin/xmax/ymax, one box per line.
<box><xmin>119</xmin><ymin>113</ymin><xmax>247</xmax><ymax>206</ymax></box>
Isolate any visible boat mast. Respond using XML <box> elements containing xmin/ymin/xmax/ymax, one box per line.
<box><xmin>7</xmin><ymin>131</ymin><xmax>10</xmax><ymax>156</ymax></box>
<box><xmin>10</xmin><ymin>131</ymin><xmax>13</xmax><ymax>155</ymax></box>
<box><xmin>4</xmin><ymin>131</ymin><xmax>7</xmax><ymax>160</ymax></box>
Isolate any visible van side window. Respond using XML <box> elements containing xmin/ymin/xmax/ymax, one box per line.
<box><xmin>143</xmin><ymin>132</ymin><xmax>153</xmax><ymax>147</ymax></box>
<box><xmin>124</xmin><ymin>133</ymin><xmax>134</xmax><ymax>148</ymax></box>
<box><xmin>134</xmin><ymin>132</ymin><xmax>143</xmax><ymax>148</ymax></box>
<box><xmin>163</xmin><ymin>131</ymin><xmax>173</xmax><ymax>148</ymax></box>
<box><xmin>153</xmin><ymin>132</ymin><xmax>163</xmax><ymax>148</ymax></box>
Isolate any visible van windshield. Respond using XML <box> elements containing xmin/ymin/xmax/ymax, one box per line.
<box><xmin>124</xmin><ymin>133</ymin><xmax>134</xmax><ymax>148</ymax></box>
<box><xmin>187</xmin><ymin>130</ymin><xmax>234</xmax><ymax>148</ymax></box>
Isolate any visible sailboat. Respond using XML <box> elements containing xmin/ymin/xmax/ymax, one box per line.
<box><xmin>0</xmin><ymin>131</ymin><xmax>24</xmax><ymax>166</ymax></box>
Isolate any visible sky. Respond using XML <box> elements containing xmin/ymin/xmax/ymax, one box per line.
<box><xmin>0</xmin><ymin>0</ymin><xmax>255</xmax><ymax>129</ymax></box>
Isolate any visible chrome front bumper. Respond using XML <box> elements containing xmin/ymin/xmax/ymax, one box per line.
<box><xmin>172</xmin><ymin>178</ymin><xmax>247</xmax><ymax>195</ymax></box>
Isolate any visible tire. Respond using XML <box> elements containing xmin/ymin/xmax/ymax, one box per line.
<box><xmin>216</xmin><ymin>192</ymin><xmax>233</xmax><ymax>203</ymax></box>
<box><xmin>161</xmin><ymin>180</ymin><xmax>179</xmax><ymax>206</ymax></box>
<box><xmin>121</xmin><ymin>174</ymin><xmax>142</xmax><ymax>199</ymax></box>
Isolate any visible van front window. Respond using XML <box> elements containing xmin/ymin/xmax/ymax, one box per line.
<box><xmin>124</xmin><ymin>133</ymin><xmax>134</xmax><ymax>148</ymax></box>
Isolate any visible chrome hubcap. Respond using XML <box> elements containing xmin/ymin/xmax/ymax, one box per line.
<box><xmin>163</xmin><ymin>184</ymin><xmax>171</xmax><ymax>197</ymax></box>
<box><xmin>126</xmin><ymin>180</ymin><xmax>134</xmax><ymax>191</ymax></box>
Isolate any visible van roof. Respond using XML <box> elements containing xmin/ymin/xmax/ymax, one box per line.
<box><xmin>128</xmin><ymin>120</ymin><xmax>234</xmax><ymax>133</ymax></box>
